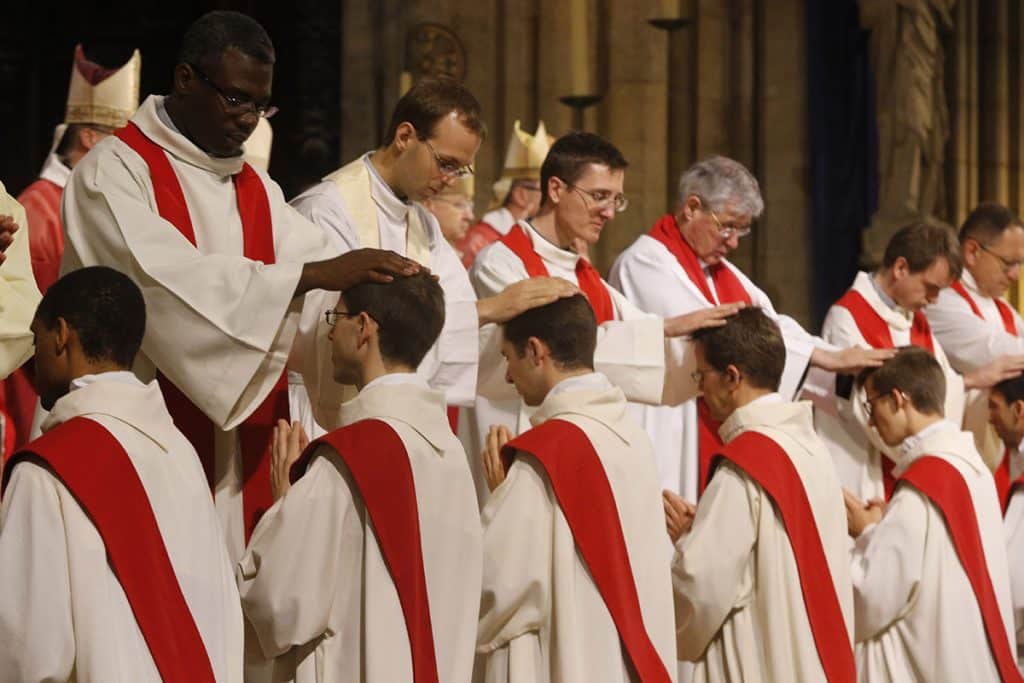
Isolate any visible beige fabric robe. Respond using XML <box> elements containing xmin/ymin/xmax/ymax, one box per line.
<box><xmin>852</xmin><ymin>421</ymin><xmax>1015</xmax><ymax>682</ymax></box>
<box><xmin>0</xmin><ymin>372</ymin><xmax>244</xmax><ymax>682</ymax></box>
<box><xmin>237</xmin><ymin>373</ymin><xmax>482</xmax><ymax>683</ymax></box>
<box><xmin>0</xmin><ymin>183</ymin><xmax>41</xmax><ymax>379</ymax></box>
<box><xmin>475</xmin><ymin>372</ymin><xmax>677</xmax><ymax>683</ymax></box>
<box><xmin>672</xmin><ymin>394</ymin><xmax>854</xmax><ymax>682</ymax></box>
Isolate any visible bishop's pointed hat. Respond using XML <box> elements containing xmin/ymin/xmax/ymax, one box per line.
<box><xmin>491</xmin><ymin>120</ymin><xmax>553</xmax><ymax>207</ymax></box>
<box><xmin>65</xmin><ymin>44</ymin><xmax>141</xmax><ymax>129</ymax></box>
<box><xmin>243</xmin><ymin>118</ymin><xmax>274</xmax><ymax>171</ymax></box>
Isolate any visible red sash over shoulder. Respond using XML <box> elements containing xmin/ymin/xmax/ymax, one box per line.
<box><xmin>951</xmin><ymin>280</ymin><xmax>1018</xmax><ymax>337</ymax></box>
<box><xmin>834</xmin><ymin>288</ymin><xmax>935</xmax><ymax>499</ymax></box>
<box><xmin>501</xmin><ymin>419</ymin><xmax>671</xmax><ymax>683</ymax></box>
<box><xmin>114</xmin><ymin>122</ymin><xmax>289</xmax><ymax>541</ymax></box>
<box><xmin>291</xmin><ymin>419</ymin><xmax>439</xmax><ymax>683</ymax></box>
<box><xmin>899</xmin><ymin>456</ymin><xmax>1023</xmax><ymax>683</ymax></box>
<box><xmin>708</xmin><ymin>430</ymin><xmax>855</xmax><ymax>683</ymax></box>
<box><xmin>648</xmin><ymin>214</ymin><xmax>753</xmax><ymax>495</ymax></box>
<box><xmin>1</xmin><ymin>417</ymin><xmax>215</xmax><ymax>682</ymax></box>
<box><xmin>499</xmin><ymin>223</ymin><xmax>615</xmax><ymax>324</ymax></box>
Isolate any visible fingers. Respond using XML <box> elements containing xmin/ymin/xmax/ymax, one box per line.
<box><xmin>842</xmin><ymin>488</ymin><xmax>865</xmax><ymax>512</ymax></box>
<box><xmin>296</xmin><ymin>423</ymin><xmax>310</xmax><ymax>451</ymax></box>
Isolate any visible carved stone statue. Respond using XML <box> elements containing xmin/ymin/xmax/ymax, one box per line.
<box><xmin>859</xmin><ymin>0</ymin><xmax>956</xmax><ymax>266</ymax></box>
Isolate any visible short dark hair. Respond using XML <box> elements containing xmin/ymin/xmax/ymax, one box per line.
<box><xmin>35</xmin><ymin>266</ymin><xmax>146</xmax><ymax>368</ymax></box>
<box><xmin>502</xmin><ymin>294</ymin><xmax>596</xmax><ymax>371</ymax></box>
<box><xmin>883</xmin><ymin>223</ymin><xmax>963</xmax><ymax>279</ymax></box>
<box><xmin>858</xmin><ymin>346</ymin><xmax>945</xmax><ymax>416</ymax></box>
<box><xmin>178</xmin><ymin>11</ymin><xmax>275</xmax><ymax>72</ymax></box>
<box><xmin>959</xmin><ymin>202</ymin><xmax>1022</xmax><ymax>245</ymax></box>
<box><xmin>540</xmin><ymin>131</ymin><xmax>629</xmax><ymax>208</ymax></box>
<box><xmin>993</xmin><ymin>374</ymin><xmax>1024</xmax><ymax>405</ymax></box>
<box><xmin>382</xmin><ymin>76</ymin><xmax>486</xmax><ymax>146</ymax></box>
<box><xmin>340</xmin><ymin>272</ymin><xmax>445</xmax><ymax>369</ymax></box>
<box><xmin>691</xmin><ymin>307</ymin><xmax>786</xmax><ymax>391</ymax></box>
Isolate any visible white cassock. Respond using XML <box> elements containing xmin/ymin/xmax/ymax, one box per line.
<box><xmin>0</xmin><ymin>372</ymin><xmax>243</xmax><ymax>681</ymax></box>
<box><xmin>672</xmin><ymin>394</ymin><xmax>854</xmax><ymax>682</ymax></box>
<box><xmin>609</xmin><ymin>233</ymin><xmax>827</xmax><ymax>503</ymax></box>
<box><xmin>818</xmin><ymin>271</ymin><xmax>968</xmax><ymax>499</ymax></box>
<box><xmin>60</xmin><ymin>95</ymin><xmax>332</xmax><ymax>563</ymax></box>
<box><xmin>1003</xmin><ymin>446</ymin><xmax>1024</xmax><ymax>661</ymax></box>
<box><xmin>852</xmin><ymin>421</ymin><xmax>1015</xmax><ymax>681</ymax></box>
<box><xmin>0</xmin><ymin>182</ymin><xmax>41</xmax><ymax>379</ymax></box>
<box><xmin>926</xmin><ymin>269</ymin><xmax>1024</xmax><ymax>466</ymax></box>
<box><xmin>475</xmin><ymin>372</ymin><xmax>677</xmax><ymax>683</ymax></box>
<box><xmin>288</xmin><ymin>154</ymin><xmax>479</xmax><ymax>435</ymax></box>
<box><xmin>467</xmin><ymin>221</ymin><xmax>695</xmax><ymax>504</ymax></box>
<box><xmin>237</xmin><ymin>373</ymin><xmax>482</xmax><ymax>683</ymax></box>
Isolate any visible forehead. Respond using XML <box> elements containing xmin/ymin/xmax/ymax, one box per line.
<box><xmin>428</xmin><ymin>113</ymin><xmax>482</xmax><ymax>161</ymax></box>
<box><xmin>917</xmin><ymin>257</ymin><xmax>952</xmax><ymax>284</ymax></box>
<box><xmin>574</xmin><ymin>163</ymin><xmax>625</xmax><ymax>191</ymax></box>
<box><xmin>207</xmin><ymin>47</ymin><xmax>273</xmax><ymax>97</ymax></box>
<box><xmin>990</xmin><ymin>225</ymin><xmax>1024</xmax><ymax>250</ymax></box>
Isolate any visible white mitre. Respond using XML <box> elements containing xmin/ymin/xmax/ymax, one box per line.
<box><xmin>65</xmin><ymin>44</ymin><xmax>141</xmax><ymax>129</ymax></box>
<box><xmin>490</xmin><ymin>119</ymin><xmax>552</xmax><ymax>208</ymax></box>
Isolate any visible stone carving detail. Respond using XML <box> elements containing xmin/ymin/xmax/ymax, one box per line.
<box><xmin>859</xmin><ymin>0</ymin><xmax>956</xmax><ymax>266</ymax></box>
<box><xmin>406</xmin><ymin>23</ymin><xmax>467</xmax><ymax>83</ymax></box>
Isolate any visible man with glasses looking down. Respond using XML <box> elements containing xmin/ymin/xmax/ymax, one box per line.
<box><xmin>60</xmin><ymin>10</ymin><xmax>430</xmax><ymax>564</ymax></box>
<box><xmin>609</xmin><ymin>156</ymin><xmax>893</xmax><ymax>511</ymax></box>
<box><xmin>925</xmin><ymin>203</ymin><xmax>1024</xmax><ymax>474</ymax></box>
<box><xmin>466</xmin><ymin>132</ymin><xmax>741</xmax><ymax>505</ymax></box>
<box><xmin>291</xmin><ymin>78</ymin><xmax>575</xmax><ymax>443</ymax></box>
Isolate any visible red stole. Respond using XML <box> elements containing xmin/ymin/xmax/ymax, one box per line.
<box><xmin>708</xmin><ymin>430</ymin><xmax>855</xmax><ymax>683</ymax></box>
<box><xmin>648</xmin><ymin>214</ymin><xmax>754</xmax><ymax>495</ymax></box>
<box><xmin>834</xmin><ymin>288</ymin><xmax>935</xmax><ymax>499</ymax></box>
<box><xmin>898</xmin><ymin>456</ymin><xmax>1023</xmax><ymax>683</ymax></box>
<box><xmin>1</xmin><ymin>417</ymin><xmax>215</xmax><ymax>682</ymax></box>
<box><xmin>498</xmin><ymin>224</ymin><xmax>615</xmax><ymax>324</ymax></box>
<box><xmin>292</xmin><ymin>419</ymin><xmax>439</xmax><ymax>683</ymax></box>
<box><xmin>994</xmin><ymin>449</ymin><xmax>1024</xmax><ymax>515</ymax></box>
<box><xmin>113</xmin><ymin>122</ymin><xmax>289</xmax><ymax>541</ymax></box>
<box><xmin>951</xmin><ymin>280</ymin><xmax>1019</xmax><ymax>337</ymax></box>
<box><xmin>501</xmin><ymin>419</ymin><xmax>671</xmax><ymax>683</ymax></box>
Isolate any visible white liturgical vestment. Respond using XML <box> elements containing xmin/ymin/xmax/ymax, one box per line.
<box><xmin>475</xmin><ymin>373</ymin><xmax>677</xmax><ymax>683</ymax></box>
<box><xmin>0</xmin><ymin>183</ymin><xmax>41</xmax><ymax>379</ymax></box>
<box><xmin>238</xmin><ymin>373</ymin><xmax>482</xmax><ymax>683</ymax></box>
<box><xmin>1003</xmin><ymin>446</ymin><xmax>1024</xmax><ymax>659</ymax></box>
<box><xmin>672</xmin><ymin>394</ymin><xmax>853</xmax><ymax>682</ymax></box>
<box><xmin>289</xmin><ymin>154</ymin><xmax>479</xmax><ymax>434</ymax></box>
<box><xmin>0</xmin><ymin>372</ymin><xmax>243</xmax><ymax>682</ymax></box>
<box><xmin>851</xmin><ymin>421</ymin><xmax>1015</xmax><ymax>682</ymax></box>
<box><xmin>60</xmin><ymin>95</ymin><xmax>332</xmax><ymax>563</ymax></box>
<box><xmin>818</xmin><ymin>271</ymin><xmax>967</xmax><ymax>500</ymax></box>
<box><xmin>609</xmin><ymin>232</ymin><xmax>827</xmax><ymax>503</ymax></box>
<box><xmin>467</xmin><ymin>221</ymin><xmax>694</xmax><ymax>504</ymax></box>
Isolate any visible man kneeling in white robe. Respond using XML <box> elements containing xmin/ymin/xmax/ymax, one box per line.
<box><xmin>0</xmin><ymin>266</ymin><xmax>242</xmax><ymax>682</ymax></box>
<box><xmin>237</xmin><ymin>271</ymin><xmax>482</xmax><ymax>683</ymax></box>
<box><xmin>665</xmin><ymin>307</ymin><xmax>854</xmax><ymax>682</ymax></box>
<box><xmin>477</xmin><ymin>294</ymin><xmax>676</xmax><ymax>683</ymax></box>
<box><xmin>847</xmin><ymin>347</ymin><xmax>1018</xmax><ymax>682</ymax></box>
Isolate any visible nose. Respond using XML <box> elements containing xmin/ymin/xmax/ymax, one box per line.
<box><xmin>1010</xmin><ymin>265</ymin><xmax>1022</xmax><ymax>283</ymax></box>
<box><xmin>504</xmin><ymin>367</ymin><xmax>513</xmax><ymax>384</ymax></box>
<box><xmin>327</xmin><ymin>327</ymin><xmax>334</xmax><ymax>342</ymax></box>
<box><xmin>724</xmin><ymin>233</ymin><xmax>740</xmax><ymax>250</ymax></box>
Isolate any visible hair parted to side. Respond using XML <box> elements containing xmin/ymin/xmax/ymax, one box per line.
<box><xmin>178</xmin><ymin>11</ymin><xmax>275</xmax><ymax>71</ymax></box>
<box><xmin>993</xmin><ymin>374</ymin><xmax>1024</xmax><ymax>405</ymax></box>
<box><xmin>35</xmin><ymin>266</ymin><xmax>146</xmax><ymax>368</ymax></box>
<box><xmin>677</xmin><ymin>155</ymin><xmax>764</xmax><ymax>218</ymax></box>
<box><xmin>340</xmin><ymin>271</ymin><xmax>445</xmax><ymax>369</ymax></box>
<box><xmin>959</xmin><ymin>202</ymin><xmax>1022</xmax><ymax>245</ymax></box>
<box><xmin>539</xmin><ymin>131</ymin><xmax>628</xmax><ymax>208</ymax></box>
<box><xmin>883</xmin><ymin>222</ymin><xmax>963</xmax><ymax>279</ymax></box>
<box><xmin>502</xmin><ymin>294</ymin><xmax>596</xmax><ymax>371</ymax></box>
<box><xmin>382</xmin><ymin>76</ymin><xmax>486</xmax><ymax>146</ymax></box>
<box><xmin>690</xmin><ymin>307</ymin><xmax>785</xmax><ymax>391</ymax></box>
<box><xmin>858</xmin><ymin>346</ymin><xmax>946</xmax><ymax>416</ymax></box>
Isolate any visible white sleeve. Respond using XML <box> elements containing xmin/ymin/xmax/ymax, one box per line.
<box><xmin>849</xmin><ymin>487</ymin><xmax>928</xmax><ymax>642</ymax></box>
<box><xmin>0</xmin><ymin>185</ymin><xmax>41</xmax><ymax>379</ymax></box>
<box><xmin>926</xmin><ymin>289</ymin><xmax>1024</xmax><ymax>372</ymax></box>
<box><xmin>0</xmin><ymin>463</ymin><xmax>75</xmax><ymax>681</ymax></box>
<box><xmin>237</xmin><ymin>449</ymin><xmax>359</xmax><ymax>658</ymax></box>
<box><xmin>672</xmin><ymin>463</ymin><xmax>759</xmax><ymax>660</ymax></box>
<box><xmin>61</xmin><ymin>141</ymin><xmax>327</xmax><ymax>429</ymax></box>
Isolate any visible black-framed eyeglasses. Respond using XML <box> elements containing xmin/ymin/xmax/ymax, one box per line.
<box><xmin>419</xmin><ymin>136</ymin><xmax>474</xmax><ymax>179</ymax></box>
<box><xmin>563</xmin><ymin>180</ymin><xmax>629</xmax><ymax>213</ymax></box>
<box><xmin>190</xmin><ymin>64</ymin><xmax>278</xmax><ymax>119</ymax></box>
<box><xmin>978</xmin><ymin>241</ymin><xmax>1023</xmax><ymax>272</ymax></box>
<box><xmin>324</xmin><ymin>309</ymin><xmax>360</xmax><ymax>327</ymax></box>
<box><xmin>706</xmin><ymin>208</ymin><xmax>752</xmax><ymax>240</ymax></box>
<box><xmin>862</xmin><ymin>390</ymin><xmax>891</xmax><ymax>417</ymax></box>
